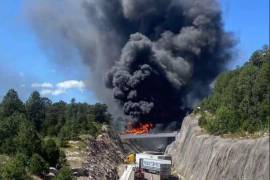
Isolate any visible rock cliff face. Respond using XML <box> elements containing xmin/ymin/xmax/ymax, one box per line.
<box><xmin>166</xmin><ymin>114</ymin><xmax>270</xmax><ymax>180</ymax></box>
<box><xmin>82</xmin><ymin>128</ymin><xmax>125</xmax><ymax>180</ymax></box>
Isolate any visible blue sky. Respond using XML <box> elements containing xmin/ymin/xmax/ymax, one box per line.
<box><xmin>0</xmin><ymin>0</ymin><xmax>97</xmax><ymax>103</ymax></box>
<box><xmin>0</xmin><ymin>0</ymin><xmax>269</xmax><ymax>103</ymax></box>
<box><xmin>220</xmin><ymin>0</ymin><xmax>269</xmax><ymax>67</ymax></box>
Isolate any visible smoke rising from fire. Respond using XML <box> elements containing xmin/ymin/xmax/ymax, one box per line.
<box><xmin>26</xmin><ymin>0</ymin><xmax>234</xmax><ymax>129</ymax></box>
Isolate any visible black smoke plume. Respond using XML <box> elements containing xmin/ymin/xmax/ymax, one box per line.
<box><xmin>26</xmin><ymin>0</ymin><xmax>234</xmax><ymax>130</ymax></box>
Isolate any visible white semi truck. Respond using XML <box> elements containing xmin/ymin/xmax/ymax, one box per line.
<box><xmin>139</xmin><ymin>158</ymin><xmax>171</xmax><ymax>178</ymax></box>
<box><xmin>135</xmin><ymin>152</ymin><xmax>172</xmax><ymax>179</ymax></box>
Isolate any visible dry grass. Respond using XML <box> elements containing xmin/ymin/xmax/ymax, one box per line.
<box><xmin>0</xmin><ymin>155</ymin><xmax>9</xmax><ymax>166</ymax></box>
<box><xmin>221</xmin><ymin>131</ymin><xmax>269</xmax><ymax>139</ymax></box>
<box><xmin>62</xmin><ymin>135</ymin><xmax>91</xmax><ymax>169</ymax></box>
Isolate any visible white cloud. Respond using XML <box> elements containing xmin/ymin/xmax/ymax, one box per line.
<box><xmin>32</xmin><ymin>80</ymin><xmax>86</xmax><ymax>96</ymax></box>
<box><xmin>32</xmin><ymin>82</ymin><xmax>54</xmax><ymax>89</ymax></box>
<box><xmin>56</xmin><ymin>80</ymin><xmax>86</xmax><ymax>91</ymax></box>
<box><xmin>40</xmin><ymin>89</ymin><xmax>53</xmax><ymax>96</ymax></box>
<box><xmin>40</xmin><ymin>89</ymin><xmax>66</xmax><ymax>96</ymax></box>
<box><xmin>52</xmin><ymin>89</ymin><xmax>66</xmax><ymax>96</ymax></box>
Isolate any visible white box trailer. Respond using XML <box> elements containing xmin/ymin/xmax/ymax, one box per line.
<box><xmin>135</xmin><ymin>152</ymin><xmax>172</xmax><ymax>165</ymax></box>
<box><xmin>139</xmin><ymin>158</ymin><xmax>171</xmax><ymax>179</ymax></box>
<box><xmin>135</xmin><ymin>152</ymin><xmax>172</xmax><ymax>179</ymax></box>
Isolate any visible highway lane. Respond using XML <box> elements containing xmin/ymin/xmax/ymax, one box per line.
<box><xmin>120</xmin><ymin>165</ymin><xmax>135</xmax><ymax>180</ymax></box>
<box><xmin>121</xmin><ymin>165</ymin><xmax>180</xmax><ymax>180</ymax></box>
<box><xmin>127</xmin><ymin>170</ymin><xmax>161</xmax><ymax>180</ymax></box>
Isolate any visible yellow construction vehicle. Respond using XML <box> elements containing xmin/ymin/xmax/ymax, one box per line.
<box><xmin>124</xmin><ymin>153</ymin><xmax>136</xmax><ymax>164</ymax></box>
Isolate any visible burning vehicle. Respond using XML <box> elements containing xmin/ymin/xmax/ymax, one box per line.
<box><xmin>124</xmin><ymin>122</ymin><xmax>154</xmax><ymax>135</ymax></box>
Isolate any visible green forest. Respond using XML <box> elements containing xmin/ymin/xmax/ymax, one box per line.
<box><xmin>0</xmin><ymin>90</ymin><xmax>111</xmax><ymax>179</ymax></box>
<box><xmin>198</xmin><ymin>46</ymin><xmax>270</xmax><ymax>135</ymax></box>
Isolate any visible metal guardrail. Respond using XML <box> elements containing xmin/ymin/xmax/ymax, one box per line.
<box><xmin>119</xmin><ymin>165</ymin><xmax>135</xmax><ymax>180</ymax></box>
<box><xmin>120</xmin><ymin>132</ymin><xmax>178</xmax><ymax>140</ymax></box>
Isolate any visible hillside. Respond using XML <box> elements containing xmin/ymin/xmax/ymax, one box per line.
<box><xmin>166</xmin><ymin>114</ymin><xmax>269</xmax><ymax>180</ymax></box>
<box><xmin>166</xmin><ymin>47</ymin><xmax>270</xmax><ymax>179</ymax></box>
<box><xmin>198</xmin><ymin>46</ymin><xmax>270</xmax><ymax>135</ymax></box>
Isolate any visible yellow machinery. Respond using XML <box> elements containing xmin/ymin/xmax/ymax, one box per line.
<box><xmin>124</xmin><ymin>153</ymin><xmax>136</xmax><ymax>164</ymax></box>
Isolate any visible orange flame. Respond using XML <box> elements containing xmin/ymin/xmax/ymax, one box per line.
<box><xmin>124</xmin><ymin>122</ymin><xmax>154</xmax><ymax>134</ymax></box>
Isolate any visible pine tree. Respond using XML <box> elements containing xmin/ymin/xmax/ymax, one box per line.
<box><xmin>1</xmin><ymin>89</ymin><xmax>25</xmax><ymax>117</ymax></box>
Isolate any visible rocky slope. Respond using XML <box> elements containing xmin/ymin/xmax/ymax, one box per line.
<box><xmin>64</xmin><ymin>126</ymin><xmax>125</xmax><ymax>180</ymax></box>
<box><xmin>83</xmin><ymin>128</ymin><xmax>125</xmax><ymax>180</ymax></box>
<box><xmin>166</xmin><ymin>114</ymin><xmax>269</xmax><ymax>180</ymax></box>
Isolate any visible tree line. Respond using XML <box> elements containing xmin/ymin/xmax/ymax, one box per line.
<box><xmin>0</xmin><ymin>89</ymin><xmax>111</xmax><ymax>179</ymax></box>
<box><xmin>198</xmin><ymin>46</ymin><xmax>270</xmax><ymax>135</ymax></box>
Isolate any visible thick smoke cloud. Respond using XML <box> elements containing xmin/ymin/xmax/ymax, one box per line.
<box><xmin>26</xmin><ymin>0</ymin><xmax>234</xmax><ymax>129</ymax></box>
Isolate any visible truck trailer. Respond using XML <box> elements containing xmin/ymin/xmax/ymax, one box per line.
<box><xmin>139</xmin><ymin>158</ymin><xmax>171</xmax><ymax>179</ymax></box>
<box><xmin>135</xmin><ymin>152</ymin><xmax>172</xmax><ymax>164</ymax></box>
<box><xmin>134</xmin><ymin>152</ymin><xmax>172</xmax><ymax>179</ymax></box>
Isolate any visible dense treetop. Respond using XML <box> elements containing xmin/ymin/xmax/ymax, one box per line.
<box><xmin>0</xmin><ymin>90</ymin><xmax>111</xmax><ymax>179</ymax></box>
<box><xmin>198</xmin><ymin>46</ymin><xmax>270</xmax><ymax>135</ymax></box>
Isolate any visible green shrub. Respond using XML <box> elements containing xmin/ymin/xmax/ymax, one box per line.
<box><xmin>0</xmin><ymin>154</ymin><xmax>29</xmax><ymax>180</ymax></box>
<box><xmin>58</xmin><ymin>150</ymin><xmax>67</xmax><ymax>168</ymax></box>
<box><xmin>15</xmin><ymin>120</ymin><xmax>42</xmax><ymax>158</ymax></box>
<box><xmin>53</xmin><ymin>166</ymin><xmax>74</xmax><ymax>180</ymax></box>
<box><xmin>29</xmin><ymin>153</ymin><xmax>49</xmax><ymax>176</ymax></box>
<box><xmin>42</xmin><ymin>139</ymin><xmax>60</xmax><ymax>166</ymax></box>
<box><xmin>199</xmin><ymin>46</ymin><xmax>270</xmax><ymax>135</ymax></box>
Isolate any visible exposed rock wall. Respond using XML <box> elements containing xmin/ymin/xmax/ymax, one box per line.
<box><xmin>166</xmin><ymin>114</ymin><xmax>270</xmax><ymax>180</ymax></box>
<box><xmin>83</xmin><ymin>128</ymin><xmax>125</xmax><ymax>180</ymax></box>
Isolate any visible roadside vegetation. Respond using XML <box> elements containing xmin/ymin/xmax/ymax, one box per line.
<box><xmin>0</xmin><ymin>90</ymin><xmax>111</xmax><ymax>179</ymax></box>
<box><xmin>197</xmin><ymin>46</ymin><xmax>270</xmax><ymax>135</ymax></box>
